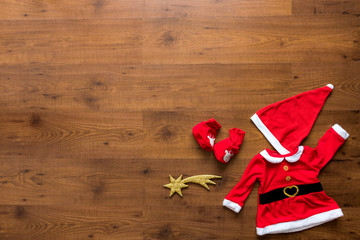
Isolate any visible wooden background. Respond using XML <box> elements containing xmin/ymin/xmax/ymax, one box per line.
<box><xmin>0</xmin><ymin>0</ymin><xmax>359</xmax><ymax>239</ymax></box>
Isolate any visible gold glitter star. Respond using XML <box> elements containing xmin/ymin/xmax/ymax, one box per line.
<box><xmin>163</xmin><ymin>174</ymin><xmax>222</xmax><ymax>198</ymax></box>
<box><xmin>163</xmin><ymin>175</ymin><xmax>188</xmax><ymax>197</ymax></box>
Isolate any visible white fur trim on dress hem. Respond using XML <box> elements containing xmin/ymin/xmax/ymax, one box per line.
<box><xmin>251</xmin><ymin>113</ymin><xmax>290</xmax><ymax>155</ymax></box>
<box><xmin>332</xmin><ymin>124</ymin><xmax>349</xmax><ymax>140</ymax></box>
<box><xmin>223</xmin><ymin>199</ymin><xmax>241</xmax><ymax>213</ymax></box>
<box><xmin>256</xmin><ymin>208</ymin><xmax>343</xmax><ymax>236</ymax></box>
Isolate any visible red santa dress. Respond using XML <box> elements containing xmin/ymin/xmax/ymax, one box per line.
<box><xmin>223</xmin><ymin>124</ymin><xmax>349</xmax><ymax>235</ymax></box>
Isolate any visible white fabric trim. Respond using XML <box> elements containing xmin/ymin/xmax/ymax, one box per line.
<box><xmin>285</xmin><ymin>146</ymin><xmax>304</xmax><ymax>162</ymax></box>
<box><xmin>251</xmin><ymin>113</ymin><xmax>290</xmax><ymax>155</ymax></box>
<box><xmin>332</xmin><ymin>124</ymin><xmax>349</xmax><ymax>140</ymax></box>
<box><xmin>260</xmin><ymin>146</ymin><xmax>304</xmax><ymax>163</ymax></box>
<box><xmin>223</xmin><ymin>199</ymin><xmax>241</xmax><ymax>213</ymax></box>
<box><xmin>260</xmin><ymin>150</ymin><xmax>284</xmax><ymax>163</ymax></box>
<box><xmin>256</xmin><ymin>208</ymin><xmax>343</xmax><ymax>236</ymax></box>
<box><xmin>326</xmin><ymin>83</ymin><xmax>334</xmax><ymax>90</ymax></box>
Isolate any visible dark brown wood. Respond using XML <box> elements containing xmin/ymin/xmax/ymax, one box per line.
<box><xmin>0</xmin><ymin>0</ymin><xmax>359</xmax><ymax>239</ymax></box>
<box><xmin>292</xmin><ymin>0</ymin><xmax>360</xmax><ymax>16</ymax></box>
<box><xmin>142</xmin><ymin>16</ymin><xmax>359</xmax><ymax>64</ymax></box>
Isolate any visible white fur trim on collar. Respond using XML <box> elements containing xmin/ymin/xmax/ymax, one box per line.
<box><xmin>260</xmin><ymin>146</ymin><xmax>304</xmax><ymax>163</ymax></box>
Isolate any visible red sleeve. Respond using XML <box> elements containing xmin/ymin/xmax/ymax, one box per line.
<box><xmin>312</xmin><ymin>124</ymin><xmax>349</xmax><ymax>171</ymax></box>
<box><xmin>223</xmin><ymin>155</ymin><xmax>265</xmax><ymax>213</ymax></box>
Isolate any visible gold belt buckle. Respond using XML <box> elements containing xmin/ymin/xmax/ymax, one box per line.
<box><xmin>283</xmin><ymin>185</ymin><xmax>299</xmax><ymax>198</ymax></box>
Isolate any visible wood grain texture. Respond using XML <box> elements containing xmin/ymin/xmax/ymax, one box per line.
<box><xmin>293</xmin><ymin>0</ymin><xmax>360</xmax><ymax>16</ymax></box>
<box><xmin>0</xmin><ymin>0</ymin><xmax>144</xmax><ymax>20</ymax></box>
<box><xmin>0</xmin><ymin>63</ymin><xmax>293</xmax><ymax>112</ymax></box>
<box><xmin>142</xmin><ymin>16</ymin><xmax>359</xmax><ymax>64</ymax></box>
<box><xmin>0</xmin><ymin>19</ymin><xmax>142</xmax><ymax>66</ymax></box>
<box><xmin>0</xmin><ymin>0</ymin><xmax>359</xmax><ymax>239</ymax></box>
<box><xmin>0</xmin><ymin>0</ymin><xmax>292</xmax><ymax>20</ymax></box>
<box><xmin>144</xmin><ymin>0</ymin><xmax>292</xmax><ymax>18</ymax></box>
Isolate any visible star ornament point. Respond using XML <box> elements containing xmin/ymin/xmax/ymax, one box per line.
<box><xmin>163</xmin><ymin>175</ymin><xmax>188</xmax><ymax>197</ymax></box>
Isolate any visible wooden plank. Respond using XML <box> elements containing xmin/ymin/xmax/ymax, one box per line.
<box><xmin>0</xmin><ymin>0</ymin><xmax>144</xmax><ymax>20</ymax></box>
<box><xmin>0</xmin><ymin>19</ymin><xmax>142</xmax><ymax>66</ymax></box>
<box><xmin>292</xmin><ymin>0</ymin><xmax>360</xmax><ymax>16</ymax></box>
<box><xmin>0</xmin><ymin>205</ymin><xmax>142</xmax><ymax>239</ymax></box>
<box><xmin>142</xmin><ymin>15</ymin><xmax>359</xmax><ymax>64</ymax></box>
<box><xmin>0</xmin><ymin>155</ymin><xmax>145</xmax><ymax>206</ymax></box>
<box><xmin>0</xmin><ymin>63</ymin><xmax>292</xmax><ymax>112</ymax></box>
<box><xmin>1</xmin><ymin>65</ymin><xmax>357</xmax><ymax>113</ymax></box>
<box><xmin>144</xmin><ymin>0</ymin><xmax>292</xmax><ymax>18</ymax></box>
<box><xmin>1</xmin><ymin>63</ymin><xmax>358</xmax><ymax>113</ymax></box>
<box><xmin>0</xmin><ymin>0</ymin><xmax>292</xmax><ymax>20</ymax></box>
<box><xmin>0</xmin><ymin>111</ymin><xmax>143</xmax><ymax>160</ymax></box>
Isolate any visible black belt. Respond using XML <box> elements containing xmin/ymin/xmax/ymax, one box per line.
<box><xmin>259</xmin><ymin>182</ymin><xmax>323</xmax><ymax>205</ymax></box>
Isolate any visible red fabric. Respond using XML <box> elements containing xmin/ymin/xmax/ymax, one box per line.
<box><xmin>214</xmin><ymin>128</ymin><xmax>245</xmax><ymax>164</ymax></box>
<box><xmin>192</xmin><ymin>118</ymin><xmax>221</xmax><ymax>151</ymax></box>
<box><xmin>255</xmin><ymin>85</ymin><xmax>332</xmax><ymax>153</ymax></box>
<box><xmin>224</xmin><ymin>126</ymin><xmax>346</xmax><ymax>228</ymax></box>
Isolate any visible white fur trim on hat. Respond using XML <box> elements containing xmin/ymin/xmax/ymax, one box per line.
<box><xmin>326</xmin><ymin>84</ymin><xmax>334</xmax><ymax>90</ymax></box>
<box><xmin>251</xmin><ymin>113</ymin><xmax>290</xmax><ymax>155</ymax></box>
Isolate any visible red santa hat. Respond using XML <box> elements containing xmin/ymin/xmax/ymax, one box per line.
<box><xmin>251</xmin><ymin>84</ymin><xmax>334</xmax><ymax>154</ymax></box>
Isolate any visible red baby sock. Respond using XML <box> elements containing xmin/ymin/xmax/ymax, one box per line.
<box><xmin>214</xmin><ymin>128</ymin><xmax>245</xmax><ymax>164</ymax></box>
<box><xmin>192</xmin><ymin>118</ymin><xmax>221</xmax><ymax>151</ymax></box>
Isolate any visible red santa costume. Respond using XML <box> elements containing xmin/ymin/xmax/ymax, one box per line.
<box><xmin>223</xmin><ymin>84</ymin><xmax>349</xmax><ymax>235</ymax></box>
